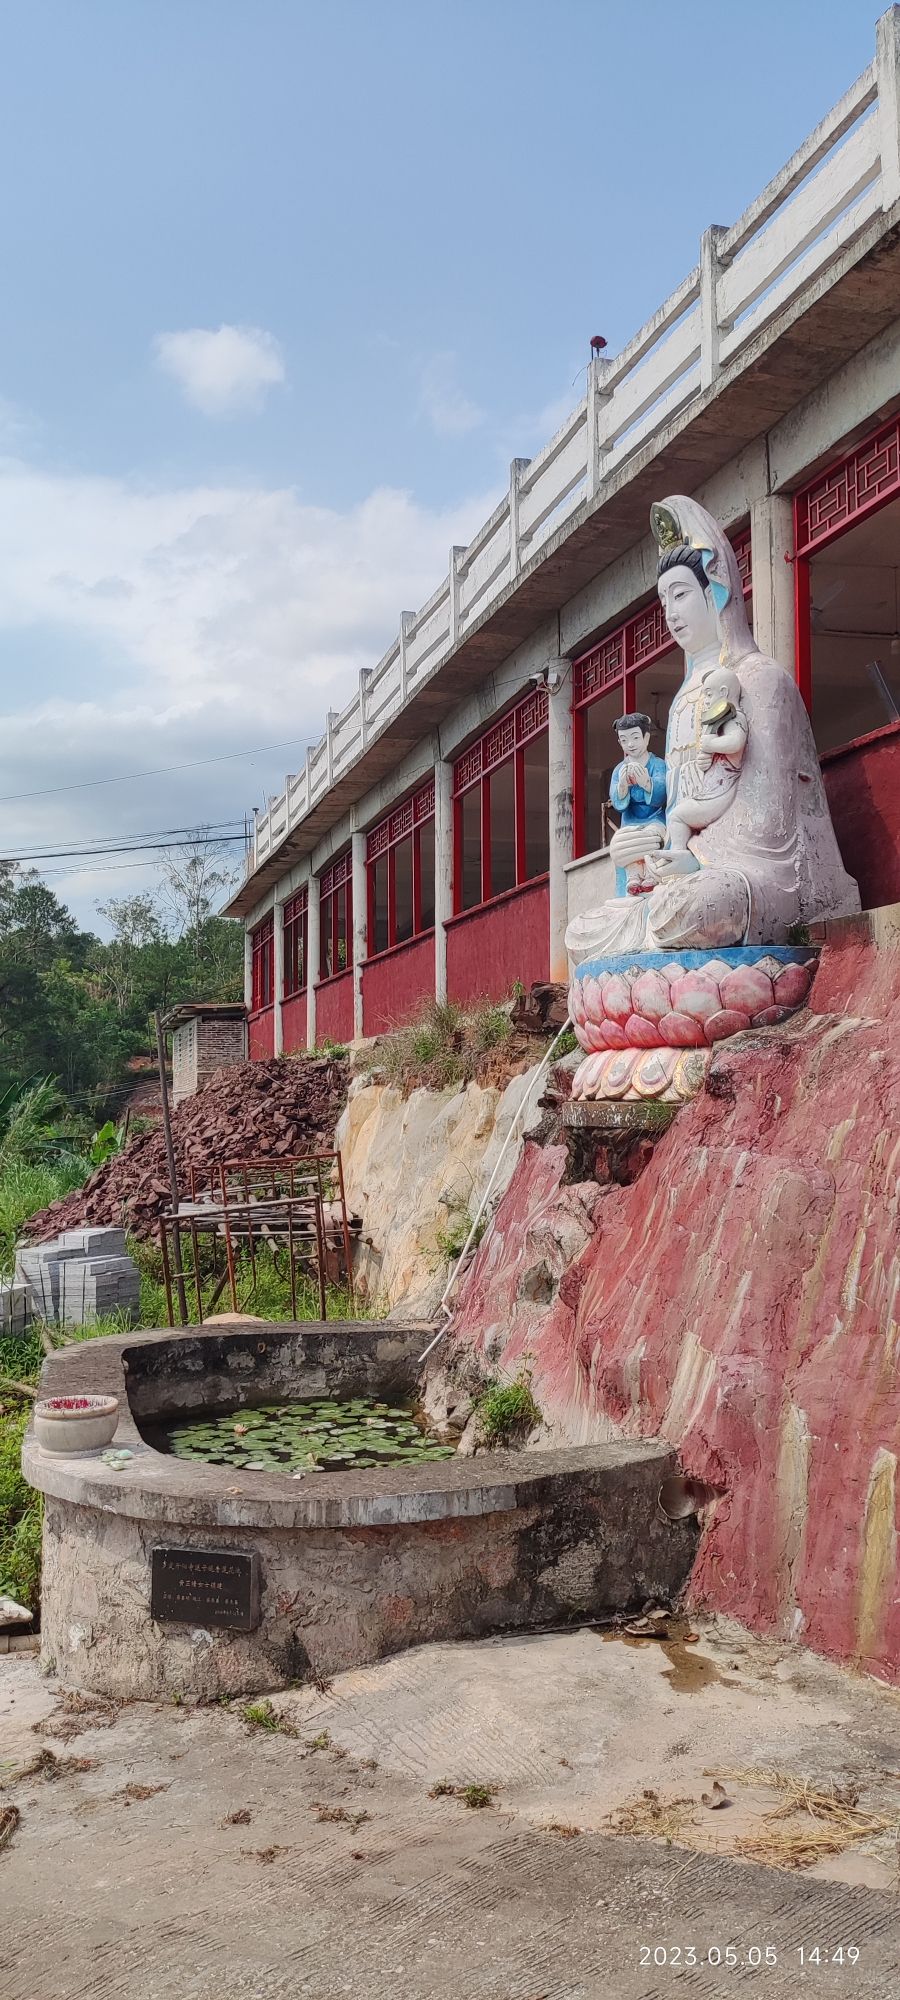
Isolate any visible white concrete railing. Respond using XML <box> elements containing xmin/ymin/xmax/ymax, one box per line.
<box><xmin>249</xmin><ymin>11</ymin><xmax>900</xmax><ymax>877</ymax></box>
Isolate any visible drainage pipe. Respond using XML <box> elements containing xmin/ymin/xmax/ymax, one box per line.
<box><xmin>418</xmin><ymin>1014</ymin><xmax>572</xmax><ymax>1365</ymax></box>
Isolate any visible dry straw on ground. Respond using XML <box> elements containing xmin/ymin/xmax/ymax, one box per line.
<box><xmin>605</xmin><ymin>1767</ymin><xmax>900</xmax><ymax>1876</ymax></box>
<box><xmin>727</xmin><ymin>1767</ymin><xmax>900</xmax><ymax>1872</ymax></box>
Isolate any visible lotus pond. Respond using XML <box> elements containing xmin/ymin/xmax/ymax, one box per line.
<box><xmin>153</xmin><ymin>1397</ymin><xmax>457</xmax><ymax>1475</ymax></box>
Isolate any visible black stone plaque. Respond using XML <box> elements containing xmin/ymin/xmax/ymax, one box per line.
<box><xmin>151</xmin><ymin>1546</ymin><xmax>260</xmax><ymax>1631</ymax></box>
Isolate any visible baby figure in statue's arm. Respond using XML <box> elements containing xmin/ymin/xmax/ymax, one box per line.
<box><xmin>666</xmin><ymin>665</ymin><xmax>749</xmax><ymax>852</ymax></box>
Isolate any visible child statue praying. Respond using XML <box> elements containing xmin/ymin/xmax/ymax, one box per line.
<box><xmin>608</xmin><ymin>711</ymin><xmax>668</xmax><ymax>895</ymax></box>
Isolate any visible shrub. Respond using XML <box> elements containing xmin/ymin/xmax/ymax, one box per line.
<box><xmin>478</xmin><ymin>1370</ymin><xmax>541</xmax><ymax>1446</ymax></box>
<box><xmin>0</xmin><ymin>1155</ymin><xmax>91</xmax><ymax>1276</ymax></box>
<box><xmin>381</xmin><ymin>1000</ymin><xmax>464</xmax><ymax>1092</ymax></box>
<box><xmin>470</xmin><ymin>1002</ymin><xmax>511</xmax><ymax>1054</ymax></box>
<box><xmin>436</xmin><ymin>1207</ymin><xmax>487</xmax><ymax>1263</ymax></box>
<box><xmin>0</xmin><ymin>1398</ymin><xmax>42</xmax><ymax>1610</ymax></box>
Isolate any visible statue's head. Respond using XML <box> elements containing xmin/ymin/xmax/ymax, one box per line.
<box><xmin>614</xmin><ymin>712</ymin><xmax>652</xmax><ymax>758</ymax></box>
<box><xmin>649</xmin><ymin>496</ymin><xmax>754</xmax><ymax>665</ymax></box>
<box><xmin>656</xmin><ymin>545</ymin><xmax>719</xmax><ymax>657</ymax></box>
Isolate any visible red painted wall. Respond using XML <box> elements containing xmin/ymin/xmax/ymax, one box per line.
<box><xmin>446</xmin><ymin>878</ymin><xmax>549</xmax><ymax>1010</ymax></box>
<box><xmin>281</xmin><ymin>992</ymin><xmax>307</xmax><ymax>1054</ymax></box>
<box><xmin>362</xmin><ymin>932</ymin><xmax>435</xmax><ymax>1036</ymax></box>
<box><xmin>247</xmin><ymin>1006</ymin><xmax>275</xmax><ymax>1061</ymax></box>
<box><xmin>315</xmin><ymin>970</ymin><xmax>354</xmax><ymax>1045</ymax></box>
<box><xmin>822</xmin><ymin>724</ymin><xmax>900</xmax><ymax>912</ymax></box>
<box><xmin>446</xmin><ymin>918</ymin><xmax>900</xmax><ymax>1685</ymax></box>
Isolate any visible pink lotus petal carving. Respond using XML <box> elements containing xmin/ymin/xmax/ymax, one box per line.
<box><xmin>670</xmin><ymin>972</ymin><xmax>721</xmax><ymax>1021</ymax></box>
<box><xmin>625</xmin><ymin>1012</ymin><xmax>662</xmax><ymax>1048</ymax></box>
<box><xmin>600</xmin><ymin>1020</ymin><xmax>630</xmax><ymax>1050</ymax></box>
<box><xmin>751</xmin><ymin>1004</ymin><xmax>791</xmax><ymax>1027</ymax></box>
<box><xmin>581</xmin><ymin>974</ymin><xmax>604</xmax><ymax>1019</ymax></box>
<box><xmin>719</xmin><ymin>967</ymin><xmax>774</xmax><ymax>1016</ymax></box>
<box><xmin>704</xmin><ymin>1007</ymin><xmax>751</xmax><ymax>1042</ymax></box>
<box><xmin>601</xmin><ymin>972</ymin><xmax>633</xmax><ymax>1023</ymax></box>
<box><xmin>603</xmin><ymin>1051</ymin><xmax>638</xmax><ymax>1097</ymax></box>
<box><xmin>631</xmin><ymin>968</ymin><xmax>671</xmax><ymax>1020</ymax></box>
<box><xmin>773</xmin><ymin>962</ymin><xmax>813</xmax><ymax>1007</ymax></box>
<box><xmin>658</xmin><ymin>1011</ymin><xmax>706</xmax><ymax>1048</ymax></box>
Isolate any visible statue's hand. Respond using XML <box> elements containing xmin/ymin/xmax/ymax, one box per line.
<box><xmin>646</xmin><ymin>847</ymin><xmax>701</xmax><ymax>881</ymax></box>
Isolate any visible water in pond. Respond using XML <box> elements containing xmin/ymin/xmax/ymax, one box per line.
<box><xmin>154</xmin><ymin>1397</ymin><xmax>457</xmax><ymax>1474</ymax></box>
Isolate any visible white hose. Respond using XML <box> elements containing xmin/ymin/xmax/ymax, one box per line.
<box><xmin>418</xmin><ymin>1014</ymin><xmax>573</xmax><ymax>1364</ymax></box>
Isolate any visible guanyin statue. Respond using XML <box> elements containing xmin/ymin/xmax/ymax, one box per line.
<box><xmin>566</xmin><ymin>494</ymin><xmax>859</xmax><ymax>966</ymax></box>
<box><xmin>565</xmin><ymin>495</ymin><xmax>859</xmax><ymax>1104</ymax></box>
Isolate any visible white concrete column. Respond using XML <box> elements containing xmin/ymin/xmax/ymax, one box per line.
<box><xmin>351</xmin><ymin>829</ymin><xmax>367</xmax><ymax>1041</ymax></box>
<box><xmin>306</xmin><ymin>881</ymin><xmax>320</xmax><ymax>1051</ymax></box>
<box><xmin>272</xmin><ymin>899</ymin><xmax>285</xmax><ymax>1055</ymax></box>
<box><xmin>750</xmin><ymin>493</ymin><xmax>795</xmax><ymax>674</ymax></box>
<box><xmin>877</xmin><ymin>4</ymin><xmax>900</xmax><ymax>211</ymax></box>
<box><xmin>433</xmin><ymin>757</ymin><xmax>453</xmax><ymax>1002</ymax></box>
<box><xmin>699</xmin><ymin>225</ymin><xmax>727</xmax><ymax>391</ymax></box>
<box><xmin>547</xmin><ymin>666</ymin><xmax>575</xmax><ymax>984</ymax></box>
<box><xmin>243</xmin><ymin>927</ymin><xmax>253</xmax><ymax>1010</ymax></box>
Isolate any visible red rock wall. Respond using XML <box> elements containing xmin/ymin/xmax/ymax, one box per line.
<box><xmin>446</xmin><ymin>910</ymin><xmax>900</xmax><ymax>1684</ymax></box>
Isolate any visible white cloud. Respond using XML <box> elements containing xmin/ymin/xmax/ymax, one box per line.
<box><xmin>0</xmin><ymin>454</ymin><xmax>499</xmax><ymax>927</ymax></box>
<box><xmin>418</xmin><ymin>352</ymin><xmax>484</xmax><ymax>438</ymax></box>
<box><xmin>154</xmin><ymin>324</ymin><xmax>286</xmax><ymax>417</ymax></box>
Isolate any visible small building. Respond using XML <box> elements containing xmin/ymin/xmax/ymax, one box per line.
<box><xmin>226</xmin><ymin>9</ymin><xmax>900</xmax><ymax>1052</ymax></box>
<box><xmin>166</xmin><ymin>1003</ymin><xmax>248</xmax><ymax>1104</ymax></box>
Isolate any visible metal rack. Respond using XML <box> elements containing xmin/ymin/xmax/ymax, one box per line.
<box><xmin>158</xmin><ymin>1149</ymin><xmax>354</xmax><ymax>1326</ymax></box>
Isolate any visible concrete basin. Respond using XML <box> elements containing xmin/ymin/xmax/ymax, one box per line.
<box><xmin>23</xmin><ymin>1321</ymin><xmax>698</xmax><ymax>1699</ymax></box>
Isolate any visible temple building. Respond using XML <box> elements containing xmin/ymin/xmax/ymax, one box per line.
<box><xmin>226</xmin><ymin>8</ymin><xmax>900</xmax><ymax>1052</ymax></box>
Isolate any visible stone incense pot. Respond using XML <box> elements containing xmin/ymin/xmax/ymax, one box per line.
<box><xmin>33</xmin><ymin>1394</ymin><xmax>120</xmax><ymax>1455</ymax></box>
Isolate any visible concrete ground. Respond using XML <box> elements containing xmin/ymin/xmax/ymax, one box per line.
<box><xmin>2</xmin><ymin>1617</ymin><xmax>899</xmax><ymax>1999</ymax></box>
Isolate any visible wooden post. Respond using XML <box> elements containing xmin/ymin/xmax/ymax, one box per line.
<box><xmin>154</xmin><ymin>1010</ymin><xmax>188</xmax><ymax>1325</ymax></box>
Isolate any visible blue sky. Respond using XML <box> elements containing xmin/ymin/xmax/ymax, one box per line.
<box><xmin>0</xmin><ymin>0</ymin><xmax>881</xmax><ymax>928</ymax></box>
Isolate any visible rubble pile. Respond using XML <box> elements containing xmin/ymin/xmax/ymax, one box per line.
<box><xmin>24</xmin><ymin>1056</ymin><xmax>349</xmax><ymax>1245</ymax></box>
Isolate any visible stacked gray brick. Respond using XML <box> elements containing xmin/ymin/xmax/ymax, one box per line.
<box><xmin>0</xmin><ymin>1281</ymin><xmax>31</xmax><ymax>1335</ymax></box>
<box><xmin>15</xmin><ymin>1228</ymin><xmax>140</xmax><ymax>1330</ymax></box>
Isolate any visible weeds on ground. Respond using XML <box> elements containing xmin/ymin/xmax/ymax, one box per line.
<box><xmin>477</xmin><ymin>1366</ymin><xmax>541</xmax><ymax>1446</ymax></box>
<box><xmin>378</xmin><ymin>997</ymin><xmax>515</xmax><ymax>1096</ymax></box>
<box><xmin>0</xmin><ymin>1395</ymin><xmax>42</xmax><ymax>1608</ymax></box>
<box><xmin>136</xmin><ymin>1239</ymin><xmax>371</xmax><ymax>1328</ymax></box>
<box><xmin>242</xmin><ymin>1700</ymin><xmax>298</xmax><ymax>1737</ymax></box>
<box><xmin>380</xmin><ymin>1001</ymin><xmax>465</xmax><ymax>1092</ymax></box>
<box><xmin>428</xmin><ymin>1780</ymin><xmax>498</xmax><ymax>1808</ymax></box>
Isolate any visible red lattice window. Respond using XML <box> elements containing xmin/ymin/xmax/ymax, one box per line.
<box><xmin>452</xmin><ymin>686</ymin><xmax>549</xmax><ymax>794</ymax></box>
<box><xmin>573</xmin><ymin>525</ymin><xmax>753</xmax><ymax>710</ymax></box>
<box><xmin>318</xmin><ymin>852</ymin><xmax>353</xmax><ymax>981</ymax></box>
<box><xmin>732</xmin><ymin>522</ymin><xmax>753</xmax><ymax>596</ymax></box>
<box><xmin>452</xmin><ymin>688</ymin><xmax>549</xmax><ymax>912</ymax></box>
<box><xmin>250</xmin><ymin>914</ymin><xmax>274</xmax><ymax>1012</ymax></box>
<box><xmin>794</xmin><ymin>417</ymin><xmax>900</xmax><ymax>555</ymax></box>
<box><xmin>366</xmin><ymin>781</ymin><xmax>436</xmax><ymax>956</ymax></box>
<box><xmin>283</xmin><ymin>887</ymin><xmax>308</xmax><ymax>997</ymax></box>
